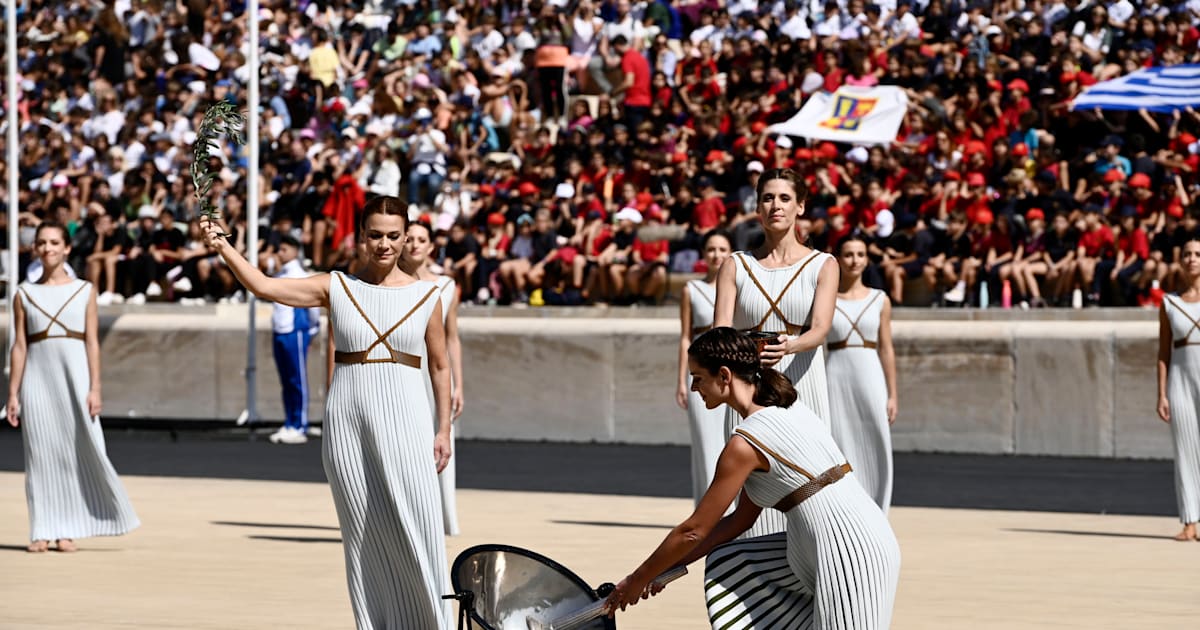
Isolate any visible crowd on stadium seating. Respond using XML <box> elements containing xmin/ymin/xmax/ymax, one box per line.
<box><xmin>5</xmin><ymin>0</ymin><xmax>1200</xmax><ymax>307</ymax></box>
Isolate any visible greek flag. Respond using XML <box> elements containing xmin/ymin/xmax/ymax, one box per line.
<box><xmin>1071</xmin><ymin>64</ymin><xmax>1200</xmax><ymax>114</ymax></box>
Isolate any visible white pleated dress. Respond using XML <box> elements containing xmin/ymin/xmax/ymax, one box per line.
<box><xmin>324</xmin><ymin>272</ymin><xmax>452</xmax><ymax>629</ymax></box>
<box><xmin>727</xmin><ymin>250</ymin><xmax>833</xmax><ymax>538</ymax></box>
<box><xmin>17</xmin><ymin>280</ymin><xmax>139</xmax><ymax>542</ymax></box>
<box><xmin>686</xmin><ymin>279</ymin><xmax>727</xmax><ymax>505</ymax></box>
<box><xmin>825</xmin><ymin>290</ymin><xmax>893</xmax><ymax>512</ymax></box>
<box><xmin>423</xmin><ymin>275</ymin><xmax>460</xmax><ymax>536</ymax></box>
<box><xmin>1164</xmin><ymin>295</ymin><xmax>1200</xmax><ymax>525</ymax></box>
<box><xmin>704</xmin><ymin>406</ymin><xmax>900</xmax><ymax>630</ymax></box>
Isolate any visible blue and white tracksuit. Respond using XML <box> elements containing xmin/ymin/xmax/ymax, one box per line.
<box><xmin>272</xmin><ymin>259</ymin><xmax>320</xmax><ymax>434</ymax></box>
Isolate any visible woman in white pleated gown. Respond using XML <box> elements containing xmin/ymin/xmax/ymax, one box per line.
<box><xmin>826</xmin><ymin>236</ymin><xmax>898</xmax><ymax>512</ymax></box>
<box><xmin>401</xmin><ymin>221</ymin><xmax>465</xmax><ymax>536</ymax></box>
<box><xmin>603</xmin><ymin>327</ymin><xmax>900</xmax><ymax>630</ymax></box>
<box><xmin>678</xmin><ymin>230</ymin><xmax>733</xmax><ymax>505</ymax></box>
<box><xmin>202</xmin><ymin>198</ymin><xmax>454</xmax><ymax>629</ymax></box>
<box><xmin>1157</xmin><ymin>238</ymin><xmax>1200</xmax><ymax>542</ymax></box>
<box><xmin>715</xmin><ymin>168</ymin><xmax>839</xmax><ymax>538</ymax></box>
<box><xmin>7</xmin><ymin>222</ymin><xmax>139</xmax><ymax>553</ymax></box>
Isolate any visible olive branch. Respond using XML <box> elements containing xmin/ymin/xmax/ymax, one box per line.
<box><xmin>191</xmin><ymin>101</ymin><xmax>246</xmax><ymax>235</ymax></box>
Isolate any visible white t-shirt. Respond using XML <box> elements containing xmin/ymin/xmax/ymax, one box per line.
<box><xmin>411</xmin><ymin>129</ymin><xmax>448</xmax><ymax>175</ymax></box>
<box><xmin>780</xmin><ymin>15</ymin><xmax>813</xmax><ymax>40</ymax></box>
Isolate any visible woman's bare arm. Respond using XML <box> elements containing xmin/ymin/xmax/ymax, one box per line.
<box><xmin>878</xmin><ymin>298</ymin><xmax>898</xmax><ymax>424</ymax></box>
<box><xmin>713</xmin><ymin>257</ymin><xmax>738</xmax><ymax>327</ymax></box>
<box><xmin>202</xmin><ymin>215</ymin><xmax>330</xmax><ymax>308</ymax></box>
<box><xmin>6</xmin><ymin>294</ymin><xmax>27</xmax><ymax>426</ymax></box>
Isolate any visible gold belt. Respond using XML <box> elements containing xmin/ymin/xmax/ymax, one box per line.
<box><xmin>773</xmin><ymin>463</ymin><xmax>853</xmax><ymax>512</ymax></box>
<box><xmin>334</xmin><ymin>349</ymin><xmax>422</xmax><ymax>368</ymax></box>
<box><xmin>27</xmin><ymin>330</ymin><xmax>86</xmax><ymax>343</ymax></box>
<box><xmin>828</xmin><ymin>339</ymin><xmax>878</xmax><ymax>351</ymax></box>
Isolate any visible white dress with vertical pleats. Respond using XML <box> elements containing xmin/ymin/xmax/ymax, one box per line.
<box><xmin>324</xmin><ymin>272</ymin><xmax>452</xmax><ymax>629</ymax></box>
<box><xmin>685</xmin><ymin>278</ymin><xmax>726</xmax><ymax>505</ymax></box>
<box><xmin>424</xmin><ymin>274</ymin><xmax>460</xmax><ymax>536</ymax></box>
<box><xmin>704</xmin><ymin>405</ymin><xmax>900</xmax><ymax>630</ymax></box>
<box><xmin>17</xmin><ymin>280</ymin><xmax>139</xmax><ymax>543</ymax></box>
<box><xmin>826</xmin><ymin>290</ymin><xmax>893</xmax><ymax>512</ymax></box>
<box><xmin>726</xmin><ymin>249</ymin><xmax>833</xmax><ymax>538</ymax></box>
<box><xmin>1164</xmin><ymin>295</ymin><xmax>1200</xmax><ymax>525</ymax></box>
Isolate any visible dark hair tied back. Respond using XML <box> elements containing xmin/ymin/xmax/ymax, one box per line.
<box><xmin>688</xmin><ymin>327</ymin><xmax>798</xmax><ymax>409</ymax></box>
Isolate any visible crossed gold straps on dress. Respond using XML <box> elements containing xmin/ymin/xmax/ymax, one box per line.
<box><xmin>332</xmin><ymin>274</ymin><xmax>438</xmax><ymax>368</ymax></box>
<box><xmin>21</xmin><ymin>283</ymin><xmax>89</xmax><ymax>344</ymax></box>
<box><xmin>828</xmin><ymin>291</ymin><xmax>883</xmax><ymax>352</ymax></box>
<box><xmin>733</xmin><ymin>428</ymin><xmax>852</xmax><ymax>513</ymax></box>
<box><xmin>736</xmin><ymin>251</ymin><xmax>819</xmax><ymax>338</ymax></box>
<box><xmin>1166</xmin><ymin>295</ymin><xmax>1200</xmax><ymax>349</ymax></box>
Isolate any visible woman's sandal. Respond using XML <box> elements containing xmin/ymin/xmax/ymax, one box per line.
<box><xmin>26</xmin><ymin>540</ymin><xmax>49</xmax><ymax>553</ymax></box>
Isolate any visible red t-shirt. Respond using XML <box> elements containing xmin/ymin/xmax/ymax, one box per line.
<box><xmin>634</xmin><ymin>237</ymin><xmax>669</xmax><ymax>262</ymax></box>
<box><xmin>621</xmin><ymin>49</ymin><xmax>652</xmax><ymax>108</ymax></box>
<box><xmin>1117</xmin><ymin>228</ymin><xmax>1149</xmax><ymax>259</ymax></box>
<box><xmin>1080</xmin><ymin>226</ymin><xmax>1116</xmax><ymax>258</ymax></box>
<box><xmin>692</xmin><ymin>196</ymin><xmax>726</xmax><ymax>231</ymax></box>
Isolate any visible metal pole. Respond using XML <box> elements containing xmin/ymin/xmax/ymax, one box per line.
<box><xmin>244</xmin><ymin>0</ymin><xmax>261</xmax><ymax>427</ymax></box>
<box><xmin>6</xmin><ymin>0</ymin><xmax>19</xmax><ymax>380</ymax></box>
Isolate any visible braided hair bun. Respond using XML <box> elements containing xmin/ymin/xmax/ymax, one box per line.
<box><xmin>688</xmin><ymin>327</ymin><xmax>798</xmax><ymax>408</ymax></box>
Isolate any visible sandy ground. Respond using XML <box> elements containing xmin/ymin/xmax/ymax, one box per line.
<box><xmin>2</xmin><ymin>472</ymin><xmax>1199</xmax><ymax>629</ymax></box>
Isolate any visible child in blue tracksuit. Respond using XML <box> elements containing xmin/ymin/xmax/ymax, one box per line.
<box><xmin>269</xmin><ymin>236</ymin><xmax>320</xmax><ymax>444</ymax></box>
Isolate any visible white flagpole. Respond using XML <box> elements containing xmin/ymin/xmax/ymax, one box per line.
<box><xmin>243</xmin><ymin>0</ymin><xmax>261</xmax><ymax>427</ymax></box>
<box><xmin>5</xmin><ymin>0</ymin><xmax>19</xmax><ymax>381</ymax></box>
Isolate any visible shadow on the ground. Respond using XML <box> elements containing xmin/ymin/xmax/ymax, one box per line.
<box><xmin>0</xmin><ymin>430</ymin><xmax>1179</xmax><ymax>516</ymax></box>
<box><xmin>248</xmin><ymin>534</ymin><xmax>342</xmax><ymax>544</ymax></box>
<box><xmin>213</xmin><ymin>520</ymin><xmax>339</xmax><ymax>531</ymax></box>
<box><xmin>551</xmin><ymin>519</ymin><xmax>674</xmax><ymax>530</ymax></box>
<box><xmin>1003</xmin><ymin>528</ymin><xmax>1168</xmax><ymax>541</ymax></box>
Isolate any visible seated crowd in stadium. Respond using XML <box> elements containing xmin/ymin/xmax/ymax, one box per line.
<box><xmin>6</xmin><ymin>0</ymin><xmax>1200</xmax><ymax>307</ymax></box>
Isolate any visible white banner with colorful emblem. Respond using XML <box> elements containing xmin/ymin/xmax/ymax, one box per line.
<box><xmin>767</xmin><ymin>86</ymin><xmax>909</xmax><ymax>146</ymax></box>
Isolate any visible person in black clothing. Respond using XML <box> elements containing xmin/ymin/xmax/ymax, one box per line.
<box><xmin>1040</xmin><ymin>212</ymin><xmax>1081</xmax><ymax>306</ymax></box>
<box><xmin>936</xmin><ymin>212</ymin><xmax>974</xmax><ymax>304</ymax></box>
<box><xmin>85</xmin><ymin>212</ymin><xmax>129</xmax><ymax>304</ymax></box>
<box><xmin>444</xmin><ymin>220</ymin><xmax>480</xmax><ymax>299</ymax></box>
<box><xmin>1145</xmin><ymin>208</ymin><xmax>1181</xmax><ymax>293</ymax></box>
<box><xmin>880</xmin><ymin>213</ymin><xmax>936</xmax><ymax>305</ymax></box>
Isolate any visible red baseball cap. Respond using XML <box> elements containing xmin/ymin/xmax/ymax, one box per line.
<box><xmin>1128</xmin><ymin>173</ymin><xmax>1152</xmax><ymax>188</ymax></box>
<box><xmin>486</xmin><ymin>212</ymin><xmax>506</xmax><ymax>226</ymax></box>
<box><xmin>818</xmin><ymin>142</ymin><xmax>838</xmax><ymax>159</ymax></box>
<box><xmin>965</xmin><ymin>141</ymin><xmax>988</xmax><ymax>157</ymax></box>
<box><xmin>976</xmin><ymin>209</ymin><xmax>994</xmax><ymax>225</ymax></box>
<box><xmin>1026</xmin><ymin>208</ymin><xmax>1045</xmax><ymax>221</ymax></box>
<box><xmin>795</xmin><ymin>148</ymin><xmax>814</xmax><ymax>160</ymax></box>
<box><xmin>1007</xmin><ymin>79</ymin><xmax>1029</xmax><ymax>93</ymax></box>
<box><xmin>1168</xmin><ymin>201</ymin><xmax>1185</xmax><ymax>219</ymax></box>
<box><xmin>519</xmin><ymin>182</ymin><xmax>539</xmax><ymax>196</ymax></box>
<box><xmin>967</xmin><ymin>172</ymin><xmax>986</xmax><ymax>187</ymax></box>
<box><xmin>479</xmin><ymin>184</ymin><xmax>496</xmax><ymax>196</ymax></box>
<box><xmin>943</xmin><ymin>170</ymin><xmax>962</xmax><ymax>182</ymax></box>
<box><xmin>1104</xmin><ymin>169</ymin><xmax>1126</xmax><ymax>183</ymax></box>
<box><xmin>1012</xmin><ymin>143</ymin><xmax>1029</xmax><ymax>157</ymax></box>
<box><xmin>706</xmin><ymin>150</ymin><xmax>728</xmax><ymax>164</ymax></box>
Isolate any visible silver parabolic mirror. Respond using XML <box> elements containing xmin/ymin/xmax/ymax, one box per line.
<box><xmin>450</xmin><ymin>545</ymin><xmax>614</xmax><ymax>630</ymax></box>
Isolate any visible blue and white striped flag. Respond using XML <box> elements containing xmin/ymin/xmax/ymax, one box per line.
<box><xmin>1071</xmin><ymin>64</ymin><xmax>1200</xmax><ymax>114</ymax></box>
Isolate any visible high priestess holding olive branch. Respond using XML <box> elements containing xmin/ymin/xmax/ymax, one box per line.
<box><xmin>197</xmin><ymin>106</ymin><xmax>455</xmax><ymax>629</ymax></box>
